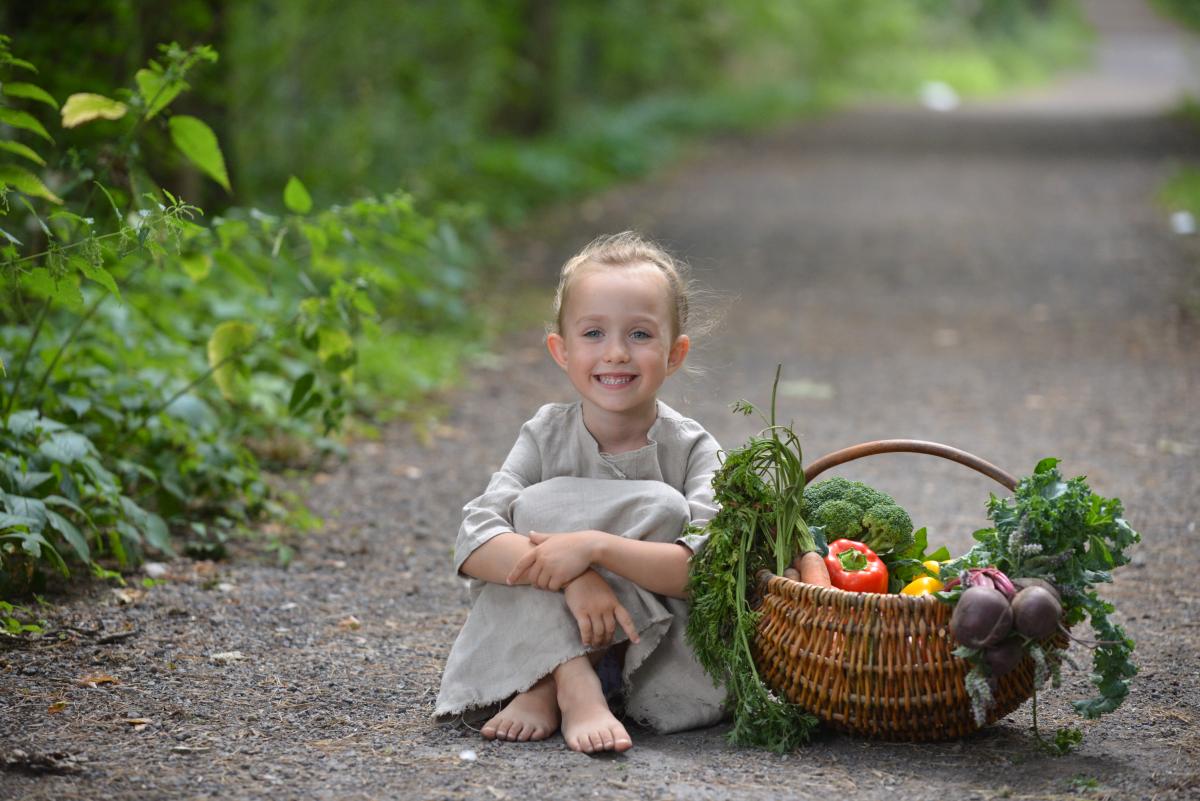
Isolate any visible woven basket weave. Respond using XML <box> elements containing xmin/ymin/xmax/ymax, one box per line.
<box><xmin>751</xmin><ymin>439</ymin><xmax>1065</xmax><ymax>741</ymax></box>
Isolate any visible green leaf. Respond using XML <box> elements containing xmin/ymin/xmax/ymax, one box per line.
<box><xmin>283</xmin><ymin>176</ymin><xmax>313</xmax><ymax>214</ymax></box>
<box><xmin>179</xmin><ymin>252</ymin><xmax>211</xmax><ymax>281</ymax></box>
<box><xmin>0</xmin><ymin>106</ymin><xmax>53</xmax><ymax>142</ymax></box>
<box><xmin>60</xmin><ymin>93</ymin><xmax>128</xmax><ymax>128</ymax></box>
<box><xmin>0</xmin><ymin>140</ymin><xmax>46</xmax><ymax>166</ymax></box>
<box><xmin>168</xmin><ymin>115</ymin><xmax>230</xmax><ymax>192</ymax></box>
<box><xmin>38</xmin><ymin>431</ymin><xmax>94</xmax><ymax>464</ymax></box>
<box><xmin>318</xmin><ymin>329</ymin><xmax>356</xmax><ymax>373</ymax></box>
<box><xmin>44</xmin><ymin>509</ymin><xmax>88</xmax><ymax>561</ymax></box>
<box><xmin>142</xmin><ymin>512</ymin><xmax>173</xmax><ymax>554</ymax></box>
<box><xmin>0</xmin><ymin>512</ymin><xmax>39</xmax><ymax>531</ymax></box>
<box><xmin>206</xmin><ymin>320</ymin><xmax>257</xmax><ymax>400</ymax></box>
<box><xmin>73</xmin><ymin>256</ymin><xmax>121</xmax><ymax>300</ymax></box>
<box><xmin>2</xmin><ymin>81</ymin><xmax>59</xmax><ymax>108</ymax></box>
<box><xmin>0</xmin><ymin>224</ymin><xmax>22</xmax><ymax>246</ymax></box>
<box><xmin>0</xmin><ymin>164</ymin><xmax>61</xmax><ymax>203</ymax></box>
<box><xmin>288</xmin><ymin>372</ymin><xmax>316</xmax><ymax>414</ymax></box>
<box><xmin>134</xmin><ymin>68</ymin><xmax>183</xmax><ymax>119</ymax></box>
<box><xmin>1034</xmin><ymin>457</ymin><xmax>1060</xmax><ymax>475</ymax></box>
<box><xmin>21</xmin><ymin>267</ymin><xmax>83</xmax><ymax>310</ymax></box>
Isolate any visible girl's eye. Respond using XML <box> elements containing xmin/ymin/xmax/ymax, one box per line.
<box><xmin>630</xmin><ymin>330</ymin><xmax>652</xmax><ymax>340</ymax></box>
<box><xmin>582</xmin><ymin>329</ymin><xmax>602</xmax><ymax>338</ymax></box>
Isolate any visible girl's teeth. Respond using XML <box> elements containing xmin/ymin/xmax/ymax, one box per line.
<box><xmin>598</xmin><ymin>376</ymin><xmax>632</xmax><ymax>385</ymax></box>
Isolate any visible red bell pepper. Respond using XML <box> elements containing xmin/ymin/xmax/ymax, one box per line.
<box><xmin>824</xmin><ymin>539</ymin><xmax>889</xmax><ymax>594</ymax></box>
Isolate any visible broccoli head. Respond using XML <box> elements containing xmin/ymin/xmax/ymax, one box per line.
<box><xmin>803</xmin><ymin>478</ymin><xmax>914</xmax><ymax>555</ymax></box>
<box><xmin>861</xmin><ymin>503</ymin><xmax>914</xmax><ymax>554</ymax></box>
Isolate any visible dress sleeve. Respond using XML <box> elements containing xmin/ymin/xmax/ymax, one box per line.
<box><xmin>675</xmin><ymin>427</ymin><xmax>721</xmax><ymax>556</ymax></box>
<box><xmin>453</xmin><ymin>417</ymin><xmax>542</xmax><ymax>576</ymax></box>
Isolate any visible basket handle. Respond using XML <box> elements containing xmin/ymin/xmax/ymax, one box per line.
<box><xmin>803</xmin><ymin>439</ymin><xmax>1017</xmax><ymax>491</ymax></box>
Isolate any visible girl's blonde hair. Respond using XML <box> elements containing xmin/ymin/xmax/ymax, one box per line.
<box><xmin>552</xmin><ymin>231</ymin><xmax>692</xmax><ymax>339</ymax></box>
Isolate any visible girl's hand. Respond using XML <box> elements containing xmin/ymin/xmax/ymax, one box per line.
<box><xmin>562</xmin><ymin>569</ymin><xmax>639</xmax><ymax>648</ymax></box>
<box><xmin>506</xmin><ymin>530</ymin><xmax>603</xmax><ymax>590</ymax></box>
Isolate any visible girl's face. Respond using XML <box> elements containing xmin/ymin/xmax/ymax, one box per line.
<box><xmin>546</xmin><ymin>263</ymin><xmax>689</xmax><ymax>423</ymax></box>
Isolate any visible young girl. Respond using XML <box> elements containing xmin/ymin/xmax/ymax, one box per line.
<box><xmin>435</xmin><ymin>232</ymin><xmax>725</xmax><ymax>753</ymax></box>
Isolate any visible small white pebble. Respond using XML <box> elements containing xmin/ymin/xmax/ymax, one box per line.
<box><xmin>279</xmin><ymin>602</ymin><xmax>298</xmax><ymax>611</ymax></box>
<box><xmin>143</xmin><ymin>562</ymin><xmax>169</xmax><ymax>579</ymax></box>
<box><xmin>458</xmin><ymin>749</ymin><xmax>477</xmax><ymax>762</ymax></box>
<box><xmin>1171</xmin><ymin>210</ymin><xmax>1196</xmax><ymax>235</ymax></box>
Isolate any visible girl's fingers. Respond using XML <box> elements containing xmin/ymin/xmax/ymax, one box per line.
<box><xmin>614</xmin><ymin>604</ymin><xmax>639</xmax><ymax>644</ymax></box>
<box><xmin>603</xmin><ymin>612</ymin><xmax>616</xmax><ymax>646</ymax></box>
<box><xmin>577</xmin><ymin>614</ymin><xmax>592</xmax><ymax>647</ymax></box>
<box><xmin>528</xmin><ymin>531</ymin><xmax>548</xmax><ymax>544</ymax></box>
<box><xmin>506</xmin><ymin>551</ymin><xmax>534</xmax><ymax>585</ymax></box>
<box><xmin>591</xmin><ymin>613</ymin><xmax>606</xmax><ymax>647</ymax></box>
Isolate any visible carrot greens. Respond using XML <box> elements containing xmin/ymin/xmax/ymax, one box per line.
<box><xmin>685</xmin><ymin>369</ymin><xmax>820</xmax><ymax>751</ymax></box>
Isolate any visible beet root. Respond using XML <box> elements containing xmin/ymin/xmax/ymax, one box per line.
<box><xmin>1010</xmin><ymin>585</ymin><xmax>1063</xmax><ymax>640</ymax></box>
<box><xmin>1012</xmin><ymin>577</ymin><xmax>1061</xmax><ymax>603</ymax></box>
<box><xmin>984</xmin><ymin>637</ymin><xmax>1026</xmax><ymax>679</ymax></box>
<box><xmin>950</xmin><ymin>586</ymin><xmax>1014</xmax><ymax>649</ymax></box>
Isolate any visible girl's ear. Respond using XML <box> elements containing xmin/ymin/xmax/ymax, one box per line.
<box><xmin>546</xmin><ymin>332</ymin><xmax>569</xmax><ymax>369</ymax></box>
<box><xmin>666</xmin><ymin>334</ymin><xmax>690</xmax><ymax>375</ymax></box>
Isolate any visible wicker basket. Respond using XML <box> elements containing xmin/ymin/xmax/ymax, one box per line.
<box><xmin>751</xmin><ymin>439</ymin><xmax>1066</xmax><ymax>741</ymax></box>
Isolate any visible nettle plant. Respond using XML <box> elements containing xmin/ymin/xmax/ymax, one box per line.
<box><xmin>0</xmin><ymin>37</ymin><xmax>467</xmax><ymax>597</ymax></box>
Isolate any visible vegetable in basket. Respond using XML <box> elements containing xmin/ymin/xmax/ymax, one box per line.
<box><xmin>940</xmin><ymin>457</ymin><xmax>1140</xmax><ymax>725</ymax></box>
<box><xmin>824</xmin><ymin>539</ymin><xmax>888</xmax><ymax>594</ymax></box>
<box><xmin>802</xmin><ymin>477</ymin><xmax>915</xmax><ymax>555</ymax></box>
<box><xmin>686</xmin><ymin>374</ymin><xmax>822</xmax><ymax>752</ymax></box>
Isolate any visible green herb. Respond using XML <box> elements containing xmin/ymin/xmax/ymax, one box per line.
<box><xmin>685</xmin><ymin>368</ymin><xmax>819</xmax><ymax>752</ymax></box>
<box><xmin>943</xmin><ymin>457</ymin><xmax>1140</xmax><ymax>721</ymax></box>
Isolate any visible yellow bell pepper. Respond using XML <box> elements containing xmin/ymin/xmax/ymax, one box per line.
<box><xmin>900</xmin><ymin>575</ymin><xmax>944</xmax><ymax>596</ymax></box>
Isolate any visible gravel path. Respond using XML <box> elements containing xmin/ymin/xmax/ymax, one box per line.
<box><xmin>4</xmin><ymin>1</ymin><xmax>1200</xmax><ymax>799</ymax></box>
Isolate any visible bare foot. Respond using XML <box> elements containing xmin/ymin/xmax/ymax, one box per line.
<box><xmin>553</xmin><ymin>655</ymin><xmax>632</xmax><ymax>753</ymax></box>
<box><xmin>481</xmin><ymin>674</ymin><xmax>560</xmax><ymax>742</ymax></box>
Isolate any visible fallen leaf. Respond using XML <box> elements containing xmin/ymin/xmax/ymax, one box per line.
<box><xmin>210</xmin><ymin>651</ymin><xmax>246</xmax><ymax>664</ymax></box>
<box><xmin>390</xmin><ymin>465</ymin><xmax>423</xmax><ymax>479</ymax></box>
<box><xmin>47</xmin><ymin>701</ymin><xmax>68</xmax><ymax>714</ymax></box>
<box><xmin>337</xmin><ymin>615</ymin><xmax>362</xmax><ymax>631</ymax></box>
<box><xmin>124</xmin><ymin>718</ymin><xmax>152</xmax><ymax>732</ymax></box>
<box><xmin>77</xmin><ymin>673</ymin><xmax>120</xmax><ymax>688</ymax></box>
<box><xmin>111</xmin><ymin>587</ymin><xmax>146</xmax><ymax>605</ymax></box>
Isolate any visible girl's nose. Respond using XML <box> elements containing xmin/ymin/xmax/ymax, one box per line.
<box><xmin>603</xmin><ymin>339</ymin><xmax>630</xmax><ymax>362</ymax></box>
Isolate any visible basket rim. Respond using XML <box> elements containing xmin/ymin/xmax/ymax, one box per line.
<box><xmin>756</xmin><ymin>568</ymin><xmax>948</xmax><ymax>610</ymax></box>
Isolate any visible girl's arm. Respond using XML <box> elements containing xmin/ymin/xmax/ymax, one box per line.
<box><xmin>592</xmin><ymin>535</ymin><xmax>693</xmax><ymax>599</ymax></box>
<box><xmin>459</xmin><ymin>532</ymin><xmax>536</xmax><ymax>585</ymax></box>
<box><xmin>507</xmin><ymin>531</ymin><xmax>693</xmax><ymax>598</ymax></box>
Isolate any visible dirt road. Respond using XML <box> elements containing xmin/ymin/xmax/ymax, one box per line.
<box><xmin>4</xmin><ymin>1</ymin><xmax>1199</xmax><ymax>799</ymax></box>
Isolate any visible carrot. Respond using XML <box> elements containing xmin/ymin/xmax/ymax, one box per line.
<box><xmin>795</xmin><ymin>551</ymin><xmax>831</xmax><ymax>587</ymax></box>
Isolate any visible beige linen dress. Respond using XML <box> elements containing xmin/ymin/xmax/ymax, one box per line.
<box><xmin>434</xmin><ymin>401</ymin><xmax>726</xmax><ymax>733</ymax></box>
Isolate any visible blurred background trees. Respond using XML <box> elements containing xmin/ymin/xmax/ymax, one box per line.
<box><xmin>0</xmin><ymin>1</ymin><xmax>1085</xmax><ymax>602</ymax></box>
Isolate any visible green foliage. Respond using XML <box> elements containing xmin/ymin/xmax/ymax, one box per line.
<box><xmin>942</xmin><ymin>458</ymin><xmax>1140</xmax><ymax>722</ymax></box>
<box><xmin>0</xmin><ymin>38</ymin><xmax>480</xmax><ymax>595</ymax></box>
<box><xmin>686</xmin><ymin>370</ymin><xmax>820</xmax><ymax>752</ymax></box>
<box><xmin>1153</xmin><ymin>0</ymin><xmax>1200</xmax><ymax>31</ymax></box>
<box><xmin>1160</xmin><ymin>165</ymin><xmax>1200</xmax><ymax>215</ymax></box>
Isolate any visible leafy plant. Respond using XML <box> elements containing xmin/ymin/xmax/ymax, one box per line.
<box><xmin>940</xmin><ymin>458</ymin><xmax>1140</xmax><ymax>724</ymax></box>
<box><xmin>1</xmin><ymin>36</ymin><xmax>481</xmax><ymax>594</ymax></box>
<box><xmin>686</xmin><ymin>369</ymin><xmax>820</xmax><ymax>752</ymax></box>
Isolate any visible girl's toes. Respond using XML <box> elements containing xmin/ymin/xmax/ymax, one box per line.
<box><xmin>515</xmin><ymin>723</ymin><xmax>532</xmax><ymax>742</ymax></box>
